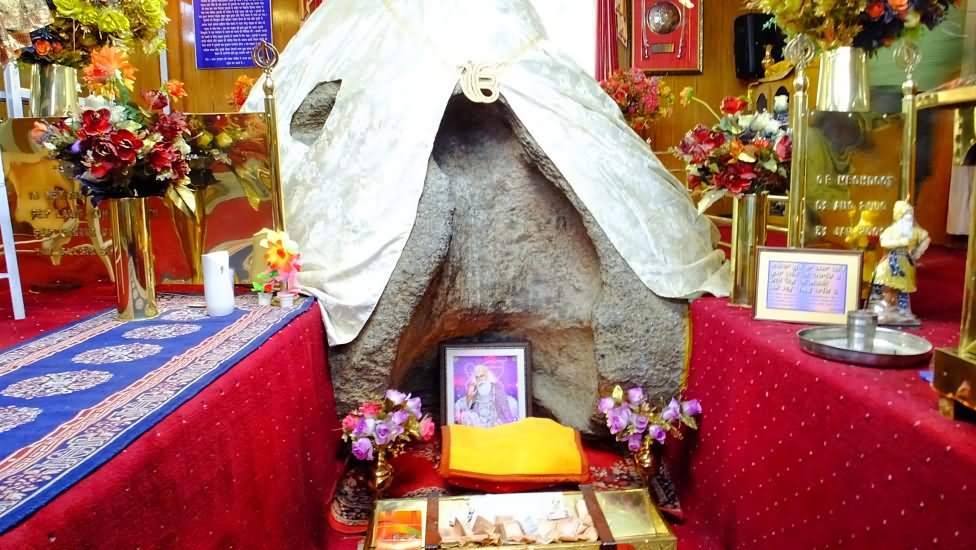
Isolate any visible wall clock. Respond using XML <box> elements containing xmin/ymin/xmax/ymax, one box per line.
<box><xmin>631</xmin><ymin>0</ymin><xmax>703</xmax><ymax>74</ymax></box>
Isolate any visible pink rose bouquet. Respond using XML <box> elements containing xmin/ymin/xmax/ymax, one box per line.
<box><xmin>340</xmin><ymin>389</ymin><xmax>435</xmax><ymax>461</ymax></box>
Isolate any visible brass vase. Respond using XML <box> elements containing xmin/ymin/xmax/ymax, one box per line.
<box><xmin>632</xmin><ymin>437</ymin><xmax>656</xmax><ymax>483</ymax></box>
<box><xmin>372</xmin><ymin>448</ymin><xmax>394</xmax><ymax>498</ymax></box>
<box><xmin>730</xmin><ymin>192</ymin><xmax>768</xmax><ymax>307</ymax></box>
<box><xmin>817</xmin><ymin>47</ymin><xmax>871</xmax><ymax>113</ymax></box>
<box><xmin>109</xmin><ymin>198</ymin><xmax>159</xmax><ymax>321</ymax></box>
<box><xmin>29</xmin><ymin>63</ymin><xmax>79</xmax><ymax>118</ymax></box>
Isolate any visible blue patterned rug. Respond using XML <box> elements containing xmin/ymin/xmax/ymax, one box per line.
<box><xmin>0</xmin><ymin>293</ymin><xmax>312</xmax><ymax>533</ymax></box>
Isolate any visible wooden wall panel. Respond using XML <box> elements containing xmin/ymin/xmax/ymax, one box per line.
<box><xmin>621</xmin><ymin>1</ymin><xmax>751</xmax><ymax>174</ymax></box>
<box><xmin>131</xmin><ymin>0</ymin><xmax>306</xmax><ymax>114</ymax></box>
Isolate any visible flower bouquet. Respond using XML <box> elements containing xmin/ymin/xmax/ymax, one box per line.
<box><xmin>598</xmin><ymin>385</ymin><xmax>701</xmax><ymax>479</ymax></box>
<box><xmin>340</xmin><ymin>389</ymin><xmax>436</xmax><ymax>495</ymax></box>
<box><xmin>746</xmin><ymin>0</ymin><xmax>958</xmax><ymax>54</ymax></box>
<box><xmin>600</xmin><ymin>68</ymin><xmax>674</xmax><ymax>141</ymax></box>
<box><xmin>19</xmin><ymin>0</ymin><xmax>168</xmax><ymax>67</ymax></box>
<box><xmin>255</xmin><ymin>230</ymin><xmax>302</xmax><ymax>307</ymax></box>
<box><xmin>672</xmin><ymin>89</ymin><xmax>791</xmax><ymax>214</ymax></box>
<box><xmin>32</xmin><ymin>46</ymin><xmax>194</xmax><ymax>211</ymax></box>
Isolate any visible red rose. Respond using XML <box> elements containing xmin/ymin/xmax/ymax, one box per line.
<box><xmin>720</xmin><ymin>96</ymin><xmax>749</xmax><ymax>115</ymax></box>
<box><xmin>153</xmin><ymin>112</ymin><xmax>189</xmax><ymax>140</ymax></box>
<box><xmin>80</xmin><ymin>108</ymin><xmax>113</xmax><ymax>137</ymax></box>
<box><xmin>110</xmin><ymin>130</ymin><xmax>143</xmax><ymax>164</ymax></box>
<box><xmin>89</xmin><ymin>137</ymin><xmax>118</xmax><ymax>162</ymax></box>
<box><xmin>142</xmin><ymin>90</ymin><xmax>169</xmax><ymax>111</ymax></box>
<box><xmin>147</xmin><ymin>142</ymin><xmax>176</xmax><ymax>173</ymax></box>
<box><xmin>88</xmin><ymin>159</ymin><xmax>116</xmax><ymax>180</ymax></box>
<box><xmin>715</xmin><ymin>162</ymin><xmax>757</xmax><ymax>194</ymax></box>
<box><xmin>867</xmin><ymin>1</ymin><xmax>885</xmax><ymax>19</ymax></box>
<box><xmin>33</xmin><ymin>39</ymin><xmax>51</xmax><ymax>56</ymax></box>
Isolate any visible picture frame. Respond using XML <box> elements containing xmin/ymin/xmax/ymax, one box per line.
<box><xmin>631</xmin><ymin>0</ymin><xmax>703</xmax><ymax>74</ymax></box>
<box><xmin>441</xmin><ymin>342</ymin><xmax>532</xmax><ymax>427</ymax></box>
<box><xmin>754</xmin><ymin>247</ymin><xmax>863</xmax><ymax>325</ymax></box>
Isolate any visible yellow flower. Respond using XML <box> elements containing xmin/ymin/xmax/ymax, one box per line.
<box><xmin>77</xmin><ymin>6</ymin><xmax>99</xmax><ymax>26</ymax></box>
<box><xmin>53</xmin><ymin>0</ymin><xmax>83</xmax><ymax>18</ymax></box>
<box><xmin>97</xmin><ymin>9</ymin><xmax>131</xmax><ymax>34</ymax></box>
<box><xmin>259</xmin><ymin>230</ymin><xmax>300</xmax><ymax>272</ymax></box>
<box><xmin>137</xmin><ymin>0</ymin><xmax>167</xmax><ymax>29</ymax></box>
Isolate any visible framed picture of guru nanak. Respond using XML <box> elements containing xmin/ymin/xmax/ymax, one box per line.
<box><xmin>441</xmin><ymin>342</ymin><xmax>532</xmax><ymax>427</ymax></box>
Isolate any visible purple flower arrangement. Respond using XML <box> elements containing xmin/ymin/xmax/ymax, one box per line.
<box><xmin>340</xmin><ymin>389</ymin><xmax>436</xmax><ymax>461</ymax></box>
<box><xmin>598</xmin><ymin>385</ymin><xmax>702</xmax><ymax>453</ymax></box>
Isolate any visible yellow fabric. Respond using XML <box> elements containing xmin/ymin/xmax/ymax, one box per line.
<box><xmin>442</xmin><ymin>418</ymin><xmax>585</xmax><ymax>481</ymax></box>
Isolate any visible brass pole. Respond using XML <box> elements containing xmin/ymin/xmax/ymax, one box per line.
<box><xmin>785</xmin><ymin>35</ymin><xmax>816</xmax><ymax>248</ymax></box>
<box><xmin>896</xmin><ymin>41</ymin><xmax>921</xmax><ymax>203</ymax></box>
<box><xmin>252</xmin><ymin>40</ymin><xmax>286</xmax><ymax>233</ymax></box>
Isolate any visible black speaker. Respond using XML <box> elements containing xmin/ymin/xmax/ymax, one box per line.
<box><xmin>733</xmin><ymin>14</ymin><xmax>786</xmax><ymax>81</ymax></box>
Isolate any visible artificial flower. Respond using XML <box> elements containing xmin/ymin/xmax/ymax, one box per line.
<box><xmin>633</xmin><ymin>414</ymin><xmax>649</xmax><ymax>433</ymax></box>
<box><xmin>341</xmin><ymin>414</ymin><xmax>359</xmax><ymax>432</ymax></box>
<box><xmin>599</xmin><ymin>68</ymin><xmax>674</xmax><ymax>141</ymax></box>
<box><xmin>607</xmin><ymin>405</ymin><xmax>631</xmax><ymax>434</ymax></box>
<box><xmin>359</xmin><ymin>402</ymin><xmax>382</xmax><ymax>418</ymax></box>
<box><xmin>82</xmin><ymin>46</ymin><xmax>137</xmax><ymax>98</ymax></box>
<box><xmin>165</xmin><ymin>80</ymin><xmax>187</xmax><ymax>98</ymax></box>
<box><xmin>341</xmin><ymin>389</ymin><xmax>435</xmax><ymax>462</ymax></box>
<box><xmin>153</xmin><ymin>112</ymin><xmax>189</xmax><ymax>140</ymax></box>
<box><xmin>80</xmin><ymin>108</ymin><xmax>113</xmax><ymax>137</ymax></box>
<box><xmin>628</xmin><ymin>433</ymin><xmax>643</xmax><ymax>452</ymax></box>
<box><xmin>110</xmin><ymin>130</ymin><xmax>143</xmax><ymax>164</ymax></box>
<box><xmin>679</xmin><ymin>86</ymin><xmax>695</xmax><ymax>107</ymax></box>
<box><xmin>260</xmin><ymin>230</ymin><xmax>300</xmax><ymax>272</ymax></box>
<box><xmin>662</xmin><ymin>398</ymin><xmax>681</xmax><ymax>422</ymax></box>
<box><xmin>649</xmin><ymin>425</ymin><xmax>667</xmax><ymax>444</ymax></box>
<box><xmin>627</xmin><ymin>387</ymin><xmax>644</xmax><ymax>404</ymax></box>
<box><xmin>406</xmin><ymin>396</ymin><xmax>423</xmax><ymax>419</ymax></box>
<box><xmin>142</xmin><ymin>90</ymin><xmax>168</xmax><ymax>111</ymax></box>
<box><xmin>147</xmin><ymin>142</ymin><xmax>177</xmax><ymax>173</ymax></box>
<box><xmin>682</xmin><ymin>399</ymin><xmax>703</xmax><ymax>417</ymax></box>
<box><xmin>229</xmin><ymin>74</ymin><xmax>257</xmax><ymax>109</ymax></box>
<box><xmin>97</xmin><ymin>9</ymin><xmax>130</xmax><ymax>34</ymax></box>
<box><xmin>598</xmin><ymin>396</ymin><xmax>615</xmax><ymax>414</ymax></box>
<box><xmin>351</xmin><ymin>438</ymin><xmax>373</xmax><ymax>461</ymax></box>
<box><xmin>419</xmin><ymin>416</ymin><xmax>435</xmax><ymax>441</ymax></box>
<box><xmin>720</xmin><ymin>96</ymin><xmax>748</xmax><ymax>115</ymax></box>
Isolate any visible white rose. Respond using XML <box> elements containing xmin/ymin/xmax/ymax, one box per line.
<box><xmin>762</xmin><ymin>118</ymin><xmax>782</xmax><ymax>134</ymax></box>
<box><xmin>773</xmin><ymin>95</ymin><xmax>788</xmax><ymax>113</ymax></box>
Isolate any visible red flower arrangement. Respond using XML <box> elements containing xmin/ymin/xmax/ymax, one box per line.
<box><xmin>672</xmin><ymin>88</ymin><xmax>791</xmax><ymax>212</ymax></box>
<box><xmin>600</xmin><ymin>68</ymin><xmax>674</xmax><ymax>141</ymax></box>
<box><xmin>33</xmin><ymin>48</ymin><xmax>195</xmax><ymax>211</ymax></box>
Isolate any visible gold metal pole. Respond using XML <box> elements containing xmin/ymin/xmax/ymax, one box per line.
<box><xmin>785</xmin><ymin>34</ymin><xmax>816</xmax><ymax>248</ymax></box>
<box><xmin>895</xmin><ymin>41</ymin><xmax>921</xmax><ymax>203</ymax></box>
<box><xmin>252</xmin><ymin>40</ymin><xmax>286</xmax><ymax>233</ymax></box>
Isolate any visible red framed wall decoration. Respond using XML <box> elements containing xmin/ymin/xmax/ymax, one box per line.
<box><xmin>631</xmin><ymin>0</ymin><xmax>703</xmax><ymax>74</ymax></box>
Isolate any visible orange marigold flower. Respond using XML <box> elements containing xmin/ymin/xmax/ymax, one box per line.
<box><xmin>165</xmin><ymin>80</ymin><xmax>187</xmax><ymax>98</ymax></box>
<box><xmin>82</xmin><ymin>46</ymin><xmax>137</xmax><ymax>97</ymax></box>
<box><xmin>228</xmin><ymin>74</ymin><xmax>257</xmax><ymax>109</ymax></box>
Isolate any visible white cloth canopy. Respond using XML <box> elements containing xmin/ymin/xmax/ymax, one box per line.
<box><xmin>244</xmin><ymin>0</ymin><xmax>730</xmax><ymax>346</ymax></box>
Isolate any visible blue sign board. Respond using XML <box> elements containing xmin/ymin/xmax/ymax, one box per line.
<box><xmin>193</xmin><ymin>0</ymin><xmax>273</xmax><ymax>69</ymax></box>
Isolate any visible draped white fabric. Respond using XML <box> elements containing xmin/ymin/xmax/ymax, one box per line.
<box><xmin>244</xmin><ymin>0</ymin><xmax>730</xmax><ymax>346</ymax></box>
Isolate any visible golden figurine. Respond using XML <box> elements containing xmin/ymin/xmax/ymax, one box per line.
<box><xmin>868</xmin><ymin>201</ymin><xmax>930</xmax><ymax>326</ymax></box>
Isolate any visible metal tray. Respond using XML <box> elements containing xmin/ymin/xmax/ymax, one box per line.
<box><xmin>797</xmin><ymin>326</ymin><xmax>934</xmax><ymax>368</ymax></box>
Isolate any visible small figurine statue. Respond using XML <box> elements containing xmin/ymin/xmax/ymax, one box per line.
<box><xmin>868</xmin><ymin>201</ymin><xmax>930</xmax><ymax>326</ymax></box>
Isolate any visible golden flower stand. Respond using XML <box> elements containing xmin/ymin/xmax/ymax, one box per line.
<box><xmin>906</xmin><ymin>79</ymin><xmax>976</xmax><ymax>418</ymax></box>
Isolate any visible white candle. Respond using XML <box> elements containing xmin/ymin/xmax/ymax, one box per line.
<box><xmin>202</xmin><ymin>251</ymin><xmax>235</xmax><ymax>317</ymax></box>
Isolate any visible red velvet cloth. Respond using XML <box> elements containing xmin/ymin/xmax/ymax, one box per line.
<box><xmin>0</xmin><ymin>286</ymin><xmax>344</xmax><ymax>550</ymax></box>
<box><xmin>668</xmin><ymin>246</ymin><xmax>976</xmax><ymax>550</ymax></box>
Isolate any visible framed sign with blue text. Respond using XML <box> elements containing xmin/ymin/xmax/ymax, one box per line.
<box><xmin>754</xmin><ymin>247</ymin><xmax>863</xmax><ymax>325</ymax></box>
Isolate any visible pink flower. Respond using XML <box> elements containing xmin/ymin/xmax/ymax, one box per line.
<box><xmin>626</xmin><ymin>387</ymin><xmax>644</xmax><ymax>404</ymax></box>
<box><xmin>359</xmin><ymin>402</ymin><xmax>382</xmax><ymax>418</ymax></box>
<box><xmin>419</xmin><ymin>416</ymin><xmax>435</xmax><ymax>441</ymax></box>
<box><xmin>597</xmin><ymin>397</ymin><xmax>615</xmax><ymax>414</ymax></box>
<box><xmin>627</xmin><ymin>433</ymin><xmax>643</xmax><ymax>452</ymax></box>
<box><xmin>682</xmin><ymin>399</ymin><xmax>703</xmax><ymax>416</ymax></box>
<box><xmin>351</xmin><ymin>438</ymin><xmax>374</xmax><ymax>461</ymax></box>
<box><xmin>340</xmin><ymin>414</ymin><xmax>359</xmax><ymax>433</ymax></box>
<box><xmin>649</xmin><ymin>425</ymin><xmax>667</xmax><ymax>444</ymax></box>
<box><xmin>775</xmin><ymin>134</ymin><xmax>792</xmax><ymax>162</ymax></box>
<box><xmin>385</xmin><ymin>389</ymin><xmax>407</xmax><ymax>405</ymax></box>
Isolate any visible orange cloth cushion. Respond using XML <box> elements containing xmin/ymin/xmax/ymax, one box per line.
<box><xmin>440</xmin><ymin>418</ymin><xmax>588</xmax><ymax>488</ymax></box>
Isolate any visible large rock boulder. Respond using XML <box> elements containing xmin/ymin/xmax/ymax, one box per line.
<box><xmin>302</xmin><ymin>89</ymin><xmax>688</xmax><ymax>432</ymax></box>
